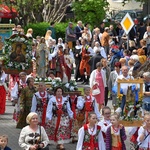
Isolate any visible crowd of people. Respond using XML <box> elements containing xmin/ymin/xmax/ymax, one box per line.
<box><xmin>0</xmin><ymin>20</ymin><xmax>150</xmax><ymax>150</ymax></box>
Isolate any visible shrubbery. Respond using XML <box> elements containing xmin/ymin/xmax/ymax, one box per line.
<box><xmin>25</xmin><ymin>22</ymin><xmax>76</xmax><ymax>41</ymax></box>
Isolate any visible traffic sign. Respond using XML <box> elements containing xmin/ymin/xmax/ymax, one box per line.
<box><xmin>121</xmin><ymin>13</ymin><xmax>134</xmax><ymax>34</ymax></box>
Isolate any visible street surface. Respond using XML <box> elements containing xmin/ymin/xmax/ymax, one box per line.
<box><xmin>0</xmin><ymin>99</ymin><xmax>131</xmax><ymax>150</ymax></box>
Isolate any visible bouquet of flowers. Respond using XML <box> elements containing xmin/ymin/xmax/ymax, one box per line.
<box><xmin>34</xmin><ymin>77</ymin><xmax>52</xmax><ymax>83</ymax></box>
<box><xmin>64</xmin><ymin>79</ymin><xmax>78</xmax><ymax>92</ymax></box>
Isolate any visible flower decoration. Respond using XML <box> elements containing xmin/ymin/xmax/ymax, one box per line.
<box><xmin>116</xmin><ymin>86</ymin><xmax>144</xmax><ymax>121</ymax></box>
<box><xmin>2</xmin><ymin>34</ymin><xmax>32</xmax><ymax>71</ymax></box>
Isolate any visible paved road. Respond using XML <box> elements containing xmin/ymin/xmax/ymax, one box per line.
<box><xmin>0</xmin><ymin>100</ymin><xmax>131</xmax><ymax>150</ymax></box>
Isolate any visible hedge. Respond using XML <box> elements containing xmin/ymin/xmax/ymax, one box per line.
<box><xmin>24</xmin><ymin>22</ymin><xmax>76</xmax><ymax>41</ymax></box>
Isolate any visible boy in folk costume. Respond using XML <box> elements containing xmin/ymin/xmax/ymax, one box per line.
<box><xmin>76</xmin><ymin>86</ymin><xmax>100</xmax><ymax>124</ymax></box>
<box><xmin>137</xmin><ymin>113</ymin><xmax>150</xmax><ymax>150</ymax></box>
<box><xmin>79</xmin><ymin>38</ymin><xmax>93</xmax><ymax>84</ymax></box>
<box><xmin>98</xmin><ymin>106</ymin><xmax>112</xmax><ymax>143</ymax></box>
<box><xmin>106</xmin><ymin>113</ymin><xmax>127</xmax><ymax>150</ymax></box>
<box><xmin>76</xmin><ymin>112</ymin><xmax>105</xmax><ymax>150</ymax></box>
<box><xmin>11</xmin><ymin>72</ymin><xmax>27</xmax><ymax>124</ymax></box>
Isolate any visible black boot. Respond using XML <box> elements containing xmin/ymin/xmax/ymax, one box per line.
<box><xmin>84</xmin><ymin>75</ymin><xmax>90</xmax><ymax>85</ymax></box>
<box><xmin>81</xmin><ymin>75</ymin><xmax>86</xmax><ymax>84</ymax></box>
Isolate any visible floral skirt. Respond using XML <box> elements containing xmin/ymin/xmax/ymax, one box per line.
<box><xmin>46</xmin><ymin>115</ymin><xmax>71</xmax><ymax>144</ymax></box>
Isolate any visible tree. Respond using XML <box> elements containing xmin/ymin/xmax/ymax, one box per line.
<box><xmin>2</xmin><ymin>0</ymin><xmax>73</xmax><ymax>25</ymax></box>
<box><xmin>72</xmin><ymin>0</ymin><xmax>109</xmax><ymax>26</ymax></box>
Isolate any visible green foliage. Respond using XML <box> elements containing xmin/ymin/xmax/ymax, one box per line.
<box><xmin>72</xmin><ymin>0</ymin><xmax>109</xmax><ymax>26</ymax></box>
<box><xmin>25</xmin><ymin>22</ymin><xmax>76</xmax><ymax>40</ymax></box>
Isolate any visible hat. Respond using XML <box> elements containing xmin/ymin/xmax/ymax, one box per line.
<box><xmin>69</xmin><ymin>22</ymin><xmax>73</xmax><ymax>25</ymax></box>
<box><xmin>104</xmin><ymin>27</ymin><xmax>109</xmax><ymax>31</ymax></box>
<box><xmin>114</xmin><ymin>62</ymin><xmax>121</xmax><ymax>68</ymax></box>
<box><xmin>58</xmin><ymin>45</ymin><xmax>63</xmax><ymax>48</ymax></box>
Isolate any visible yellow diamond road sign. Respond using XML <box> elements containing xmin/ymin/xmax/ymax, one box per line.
<box><xmin>121</xmin><ymin>13</ymin><xmax>134</xmax><ymax>35</ymax></box>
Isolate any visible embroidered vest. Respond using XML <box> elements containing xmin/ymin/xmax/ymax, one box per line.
<box><xmin>84</xmin><ymin>101</ymin><xmax>94</xmax><ymax>112</ymax></box>
<box><xmin>82</xmin><ymin>124</ymin><xmax>101</xmax><ymax>150</ymax></box>
<box><xmin>52</xmin><ymin>100</ymin><xmax>68</xmax><ymax>116</ymax></box>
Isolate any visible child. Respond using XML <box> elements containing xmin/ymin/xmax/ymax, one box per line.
<box><xmin>106</xmin><ymin>113</ymin><xmax>127</xmax><ymax>150</ymax></box>
<box><xmin>76</xmin><ymin>112</ymin><xmax>105</xmax><ymax>150</ymax></box>
<box><xmin>76</xmin><ymin>86</ymin><xmax>101</xmax><ymax>124</ymax></box>
<box><xmin>137</xmin><ymin>113</ymin><xmax>150</xmax><ymax>150</ymax></box>
<box><xmin>128</xmin><ymin>127</ymin><xmax>139</xmax><ymax>150</ymax></box>
<box><xmin>0</xmin><ymin>135</ymin><xmax>11</xmax><ymax>150</ymax></box>
<box><xmin>98</xmin><ymin>106</ymin><xmax>112</xmax><ymax>142</ymax></box>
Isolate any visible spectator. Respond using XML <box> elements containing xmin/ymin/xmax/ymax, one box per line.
<box><xmin>90</xmin><ymin>62</ymin><xmax>106</xmax><ymax>111</ymax></box>
<box><xmin>101</xmin><ymin>27</ymin><xmax>110</xmax><ymax>55</ymax></box>
<box><xmin>100</xmin><ymin>22</ymin><xmax>105</xmax><ymax>33</ymax></box>
<box><xmin>65</xmin><ymin>22</ymin><xmax>76</xmax><ymax>49</ymax></box>
<box><xmin>0</xmin><ymin>135</ymin><xmax>11</xmax><ymax>150</ymax></box>
<box><xmin>26</xmin><ymin>28</ymin><xmax>33</xmax><ymax>39</ymax></box>
<box><xmin>74</xmin><ymin>21</ymin><xmax>83</xmax><ymax>40</ymax></box>
<box><xmin>82</xmin><ymin>27</ymin><xmax>91</xmax><ymax>43</ymax></box>
<box><xmin>18</xmin><ymin>112</ymin><xmax>49</xmax><ymax>150</ymax></box>
<box><xmin>143</xmin><ymin>26</ymin><xmax>150</xmax><ymax>56</ymax></box>
<box><xmin>142</xmin><ymin>72</ymin><xmax>150</xmax><ymax>111</ymax></box>
<box><xmin>47</xmin><ymin>22</ymin><xmax>56</xmax><ymax>39</ymax></box>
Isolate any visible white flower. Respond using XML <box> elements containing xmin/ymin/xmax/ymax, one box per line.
<box><xmin>74</xmin><ymin>82</ymin><xmax>77</xmax><ymax>86</ymax></box>
<box><xmin>48</xmin><ymin>77</ymin><xmax>52</xmax><ymax>81</ymax></box>
<box><xmin>21</xmin><ymin>64</ymin><xmax>25</xmax><ymax>70</ymax></box>
<box><xmin>45</xmin><ymin>78</ymin><xmax>47</xmax><ymax>81</ymax></box>
<box><xmin>70</xmin><ymin>86</ymin><xmax>74</xmax><ymax>91</ymax></box>
<box><xmin>39</xmin><ymin>78</ymin><xmax>42</xmax><ymax>81</ymax></box>
<box><xmin>55</xmin><ymin>77</ymin><xmax>61</xmax><ymax>82</ymax></box>
<box><xmin>52</xmin><ymin>81</ymin><xmax>56</xmax><ymax>85</ymax></box>
<box><xmin>35</xmin><ymin>78</ymin><xmax>38</xmax><ymax>82</ymax></box>
<box><xmin>65</xmin><ymin>83</ymin><xmax>70</xmax><ymax>88</ymax></box>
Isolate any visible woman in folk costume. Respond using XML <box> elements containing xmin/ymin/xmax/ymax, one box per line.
<box><xmin>76</xmin><ymin>112</ymin><xmax>105</xmax><ymax>150</ymax></box>
<box><xmin>11</xmin><ymin>72</ymin><xmax>27</xmax><ymax>123</ymax></box>
<box><xmin>31</xmin><ymin>82</ymin><xmax>51</xmax><ymax>128</ymax></box>
<box><xmin>16</xmin><ymin>77</ymin><xmax>36</xmax><ymax>129</ymax></box>
<box><xmin>63</xmin><ymin>48</ymin><xmax>75</xmax><ymax>83</ymax></box>
<box><xmin>46</xmin><ymin>87</ymin><xmax>73</xmax><ymax>150</ymax></box>
<box><xmin>76</xmin><ymin>86</ymin><xmax>101</xmax><ymax>125</ymax></box>
<box><xmin>0</xmin><ymin>65</ymin><xmax>7</xmax><ymax>114</ymax></box>
<box><xmin>55</xmin><ymin>45</ymin><xmax>66</xmax><ymax>80</ymax></box>
<box><xmin>106</xmin><ymin>113</ymin><xmax>127</xmax><ymax>150</ymax></box>
<box><xmin>45</xmin><ymin>30</ymin><xmax>53</xmax><ymax>47</ymax></box>
<box><xmin>36</xmin><ymin>37</ymin><xmax>49</xmax><ymax>78</ymax></box>
<box><xmin>90</xmin><ymin>62</ymin><xmax>106</xmax><ymax>111</ymax></box>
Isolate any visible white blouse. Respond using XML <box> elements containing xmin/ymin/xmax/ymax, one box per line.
<box><xmin>18</xmin><ymin>125</ymin><xmax>49</xmax><ymax>150</ymax></box>
<box><xmin>137</xmin><ymin>126</ymin><xmax>150</xmax><ymax>148</ymax></box>
<box><xmin>76</xmin><ymin>125</ymin><xmax>105</xmax><ymax>150</ymax></box>
<box><xmin>46</xmin><ymin>96</ymin><xmax>73</xmax><ymax>121</ymax></box>
<box><xmin>76</xmin><ymin>96</ymin><xmax>101</xmax><ymax>121</ymax></box>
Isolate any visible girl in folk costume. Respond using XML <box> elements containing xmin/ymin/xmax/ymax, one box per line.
<box><xmin>76</xmin><ymin>86</ymin><xmax>101</xmax><ymax>124</ymax></box>
<box><xmin>36</xmin><ymin>37</ymin><xmax>49</xmax><ymax>78</ymax></box>
<box><xmin>128</xmin><ymin>127</ymin><xmax>139</xmax><ymax>150</ymax></box>
<box><xmin>11</xmin><ymin>72</ymin><xmax>27</xmax><ymax>123</ymax></box>
<box><xmin>46</xmin><ymin>87</ymin><xmax>73</xmax><ymax>150</ymax></box>
<box><xmin>0</xmin><ymin>65</ymin><xmax>7</xmax><ymax>114</ymax></box>
<box><xmin>63</xmin><ymin>49</ymin><xmax>75</xmax><ymax>83</ymax></box>
<box><xmin>137</xmin><ymin>113</ymin><xmax>150</xmax><ymax>150</ymax></box>
<box><xmin>55</xmin><ymin>45</ymin><xmax>66</xmax><ymax>80</ymax></box>
<box><xmin>76</xmin><ymin>112</ymin><xmax>105</xmax><ymax>150</ymax></box>
<box><xmin>16</xmin><ymin>77</ymin><xmax>37</xmax><ymax>129</ymax></box>
<box><xmin>31</xmin><ymin>82</ymin><xmax>51</xmax><ymax>128</ymax></box>
<box><xmin>98</xmin><ymin>106</ymin><xmax>112</xmax><ymax>143</ymax></box>
<box><xmin>106</xmin><ymin>113</ymin><xmax>127</xmax><ymax>150</ymax></box>
<box><xmin>90</xmin><ymin>62</ymin><xmax>106</xmax><ymax>111</ymax></box>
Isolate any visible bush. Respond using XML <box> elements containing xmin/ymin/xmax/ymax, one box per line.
<box><xmin>25</xmin><ymin>22</ymin><xmax>76</xmax><ymax>41</ymax></box>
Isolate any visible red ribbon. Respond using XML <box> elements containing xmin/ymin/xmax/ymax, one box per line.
<box><xmin>41</xmin><ymin>98</ymin><xmax>47</xmax><ymax>127</ymax></box>
<box><xmin>90</xmin><ymin>136</ymin><xmax>95</xmax><ymax>150</ymax></box>
<box><xmin>70</xmin><ymin>95</ymin><xmax>76</xmax><ymax>119</ymax></box>
<box><xmin>54</xmin><ymin>104</ymin><xmax>63</xmax><ymax>141</ymax></box>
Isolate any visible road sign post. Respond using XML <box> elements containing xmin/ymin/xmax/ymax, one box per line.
<box><xmin>121</xmin><ymin>13</ymin><xmax>134</xmax><ymax>50</ymax></box>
